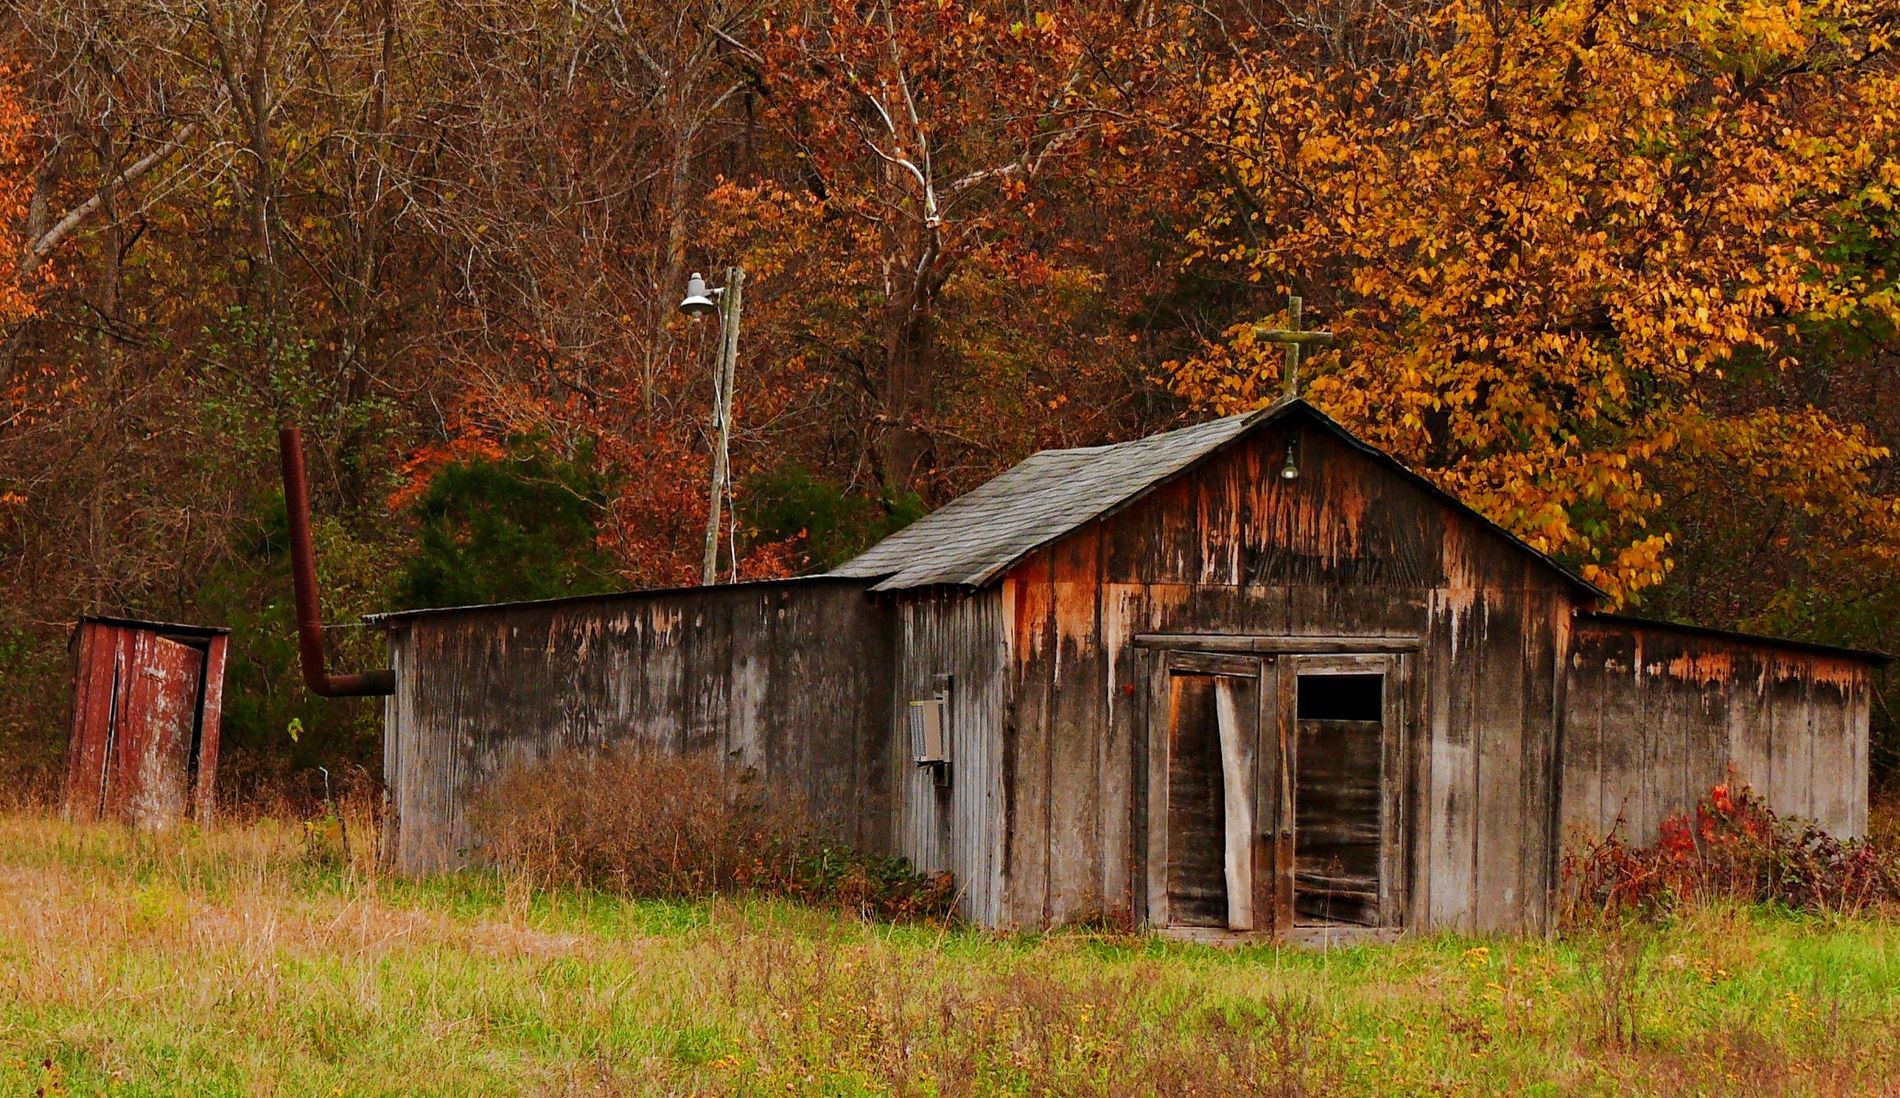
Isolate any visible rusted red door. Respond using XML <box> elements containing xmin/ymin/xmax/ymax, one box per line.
<box><xmin>67</xmin><ymin>617</ymin><xmax>228</xmax><ymax>828</ymax></box>
<box><xmin>110</xmin><ymin>635</ymin><xmax>204</xmax><ymax>829</ymax></box>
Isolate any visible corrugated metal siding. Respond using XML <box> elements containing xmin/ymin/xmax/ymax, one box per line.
<box><xmin>1560</xmin><ymin>621</ymin><xmax>1871</xmax><ymax>842</ymax></box>
<box><xmin>384</xmin><ymin>580</ymin><xmax>895</xmax><ymax>874</ymax></box>
<box><xmin>891</xmin><ymin>590</ymin><xmax>1008</xmax><ymax>924</ymax></box>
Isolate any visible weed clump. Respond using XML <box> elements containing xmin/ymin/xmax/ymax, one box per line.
<box><xmin>1563</xmin><ymin>783</ymin><xmax>1900</xmax><ymax>924</ymax></box>
<box><xmin>470</xmin><ymin>747</ymin><xmax>956</xmax><ymax>922</ymax></box>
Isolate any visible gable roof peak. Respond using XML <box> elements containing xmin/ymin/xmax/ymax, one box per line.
<box><xmin>831</xmin><ymin>398</ymin><xmax>1604</xmax><ymax>598</ymax></box>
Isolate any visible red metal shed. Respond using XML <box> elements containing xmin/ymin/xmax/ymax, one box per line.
<box><xmin>65</xmin><ymin>616</ymin><xmax>229</xmax><ymax>829</ymax></box>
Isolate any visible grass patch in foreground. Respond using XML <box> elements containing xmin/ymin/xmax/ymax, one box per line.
<box><xmin>0</xmin><ymin>813</ymin><xmax>1896</xmax><ymax>1096</ymax></box>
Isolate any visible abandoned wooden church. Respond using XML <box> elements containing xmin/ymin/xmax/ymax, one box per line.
<box><xmin>330</xmin><ymin>397</ymin><xmax>1884</xmax><ymax>939</ymax></box>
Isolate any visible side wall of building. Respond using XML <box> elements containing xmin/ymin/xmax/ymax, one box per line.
<box><xmin>1559</xmin><ymin>620</ymin><xmax>1872</xmax><ymax>845</ymax></box>
<box><xmin>989</xmin><ymin>419</ymin><xmax>1576</xmax><ymax>933</ymax></box>
<box><xmin>383</xmin><ymin>580</ymin><xmax>896</xmax><ymax>873</ymax></box>
<box><xmin>888</xmin><ymin>591</ymin><xmax>1010</xmax><ymax>924</ymax></box>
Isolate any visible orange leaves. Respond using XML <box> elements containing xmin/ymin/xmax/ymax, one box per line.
<box><xmin>1172</xmin><ymin>0</ymin><xmax>1900</xmax><ymax>605</ymax></box>
<box><xmin>0</xmin><ymin>61</ymin><xmax>36</xmax><ymax>326</ymax></box>
<box><xmin>386</xmin><ymin>388</ymin><xmax>552</xmax><ymax>511</ymax></box>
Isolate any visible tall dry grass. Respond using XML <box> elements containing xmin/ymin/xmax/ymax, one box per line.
<box><xmin>470</xmin><ymin>747</ymin><xmax>958</xmax><ymax>921</ymax></box>
<box><xmin>470</xmin><ymin>750</ymin><xmax>806</xmax><ymax>896</ymax></box>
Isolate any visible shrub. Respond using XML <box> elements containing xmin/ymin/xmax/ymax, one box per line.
<box><xmin>469</xmin><ymin>747</ymin><xmax>956</xmax><ymax>922</ymax></box>
<box><xmin>396</xmin><ymin>443</ymin><xmax>620</xmax><ymax>611</ymax></box>
<box><xmin>1562</xmin><ymin>783</ymin><xmax>1900</xmax><ymax>924</ymax></box>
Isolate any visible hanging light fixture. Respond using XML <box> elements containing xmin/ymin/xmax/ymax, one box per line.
<box><xmin>678</xmin><ymin>272</ymin><xmax>719</xmax><ymax>317</ymax></box>
<box><xmin>1280</xmin><ymin>434</ymin><xmax>1301</xmax><ymax>481</ymax></box>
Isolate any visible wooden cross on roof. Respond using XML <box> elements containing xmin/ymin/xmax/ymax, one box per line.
<box><xmin>1252</xmin><ymin>295</ymin><xmax>1335</xmax><ymax>399</ymax></box>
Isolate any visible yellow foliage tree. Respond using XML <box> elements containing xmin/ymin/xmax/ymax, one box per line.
<box><xmin>1174</xmin><ymin>0</ymin><xmax>1900</xmax><ymax>604</ymax></box>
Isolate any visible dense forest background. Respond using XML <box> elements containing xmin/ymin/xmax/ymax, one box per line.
<box><xmin>0</xmin><ymin>0</ymin><xmax>1893</xmax><ymax>792</ymax></box>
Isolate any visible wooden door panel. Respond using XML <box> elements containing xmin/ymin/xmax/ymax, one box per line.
<box><xmin>1158</xmin><ymin>661</ymin><xmax>1263</xmax><ymax>930</ymax></box>
<box><xmin>114</xmin><ymin>636</ymin><xmax>203</xmax><ymax>830</ymax></box>
<box><xmin>1280</xmin><ymin>654</ymin><xmax>1407</xmax><ymax>929</ymax></box>
<box><xmin>1213</xmin><ymin>678</ymin><xmax>1255</xmax><ymax>930</ymax></box>
<box><xmin>1144</xmin><ymin>644</ymin><xmax>1406</xmax><ymax>937</ymax></box>
<box><xmin>1294</xmin><ymin>717</ymin><xmax>1383</xmax><ymax>924</ymax></box>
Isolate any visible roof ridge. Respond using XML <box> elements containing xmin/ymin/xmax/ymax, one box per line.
<box><xmin>1028</xmin><ymin>408</ymin><xmax>1260</xmax><ymax>458</ymax></box>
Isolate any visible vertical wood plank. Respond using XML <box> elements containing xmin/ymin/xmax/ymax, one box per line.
<box><xmin>1252</xmin><ymin>655</ymin><xmax>1279</xmax><ymax>934</ymax></box>
<box><xmin>1214</xmin><ymin>677</ymin><xmax>1254</xmax><ymax>930</ymax></box>
<box><xmin>1848</xmin><ymin>672</ymin><xmax>1871</xmax><ymax>837</ymax></box>
<box><xmin>1047</xmin><ymin>528</ymin><xmax>1105</xmax><ymax>921</ymax></box>
<box><xmin>1519</xmin><ymin>592</ymin><xmax>1558</xmax><ymax>933</ymax></box>
<box><xmin>1141</xmin><ymin>651</ymin><xmax>1171</xmax><ymax>927</ymax></box>
<box><xmin>1426</xmin><ymin>589</ymin><xmax>1475</xmax><ymax>928</ymax></box>
<box><xmin>1003</xmin><ymin>557</ymin><xmax>1055</xmax><ymax>925</ymax></box>
<box><xmin>63</xmin><ymin>622</ymin><xmax>107</xmax><ymax>821</ymax></box>
<box><xmin>1808</xmin><ymin>669</ymin><xmax>1854</xmax><ymax>836</ymax></box>
<box><xmin>1272</xmin><ymin>656</ymin><xmax>1296</xmax><ymax>931</ymax></box>
<box><xmin>194</xmin><ymin>634</ymin><xmax>229</xmax><ymax>825</ymax></box>
<box><xmin>1100</xmin><ymin>583</ymin><xmax>1146</xmax><ymax>918</ymax></box>
<box><xmin>1768</xmin><ymin>657</ymin><xmax>1809</xmax><ymax>821</ymax></box>
<box><xmin>1473</xmin><ymin>584</ymin><xmax>1528</xmax><ymax>931</ymax></box>
<box><xmin>1728</xmin><ymin>650</ymin><xmax>1773</xmax><ymax>801</ymax></box>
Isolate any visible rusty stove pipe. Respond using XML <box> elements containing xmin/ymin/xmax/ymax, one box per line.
<box><xmin>278</xmin><ymin>427</ymin><xmax>396</xmax><ymax>698</ymax></box>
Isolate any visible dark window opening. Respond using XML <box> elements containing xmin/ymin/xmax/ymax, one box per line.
<box><xmin>1297</xmin><ymin>673</ymin><xmax>1383</xmax><ymax>722</ymax></box>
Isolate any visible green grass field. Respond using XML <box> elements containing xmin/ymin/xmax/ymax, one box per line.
<box><xmin>0</xmin><ymin>813</ymin><xmax>1896</xmax><ymax>1096</ymax></box>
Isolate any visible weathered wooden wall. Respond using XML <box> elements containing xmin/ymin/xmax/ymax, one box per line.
<box><xmin>1559</xmin><ymin>618</ymin><xmax>1872</xmax><ymax>844</ymax></box>
<box><xmin>980</xmin><ymin>417</ymin><xmax>1576</xmax><ymax>932</ymax></box>
<box><xmin>381</xmin><ymin>578</ymin><xmax>895</xmax><ymax>873</ymax></box>
<box><xmin>376</xmin><ymin>404</ymin><xmax>1878</xmax><ymax>930</ymax></box>
<box><xmin>890</xmin><ymin>591</ymin><xmax>1008</xmax><ymax>923</ymax></box>
<box><xmin>65</xmin><ymin>617</ymin><xmax>227</xmax><ymax>829</ymax></box>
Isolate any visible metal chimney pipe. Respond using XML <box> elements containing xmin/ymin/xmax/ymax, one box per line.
<box><xmin>277</xmin><ymin>427</ymin><xmax>395</xmax><ymax>698</ymax></box>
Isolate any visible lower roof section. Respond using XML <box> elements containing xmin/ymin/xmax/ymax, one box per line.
<box><xmin>1577</xmin><ymin>611</ymin><xmax>1889</xmax><ymax>666</ymax></box>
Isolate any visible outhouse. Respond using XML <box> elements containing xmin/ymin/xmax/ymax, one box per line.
<box><xmin>65</xmin><ymin>616</ymin><xmax>229</xmax><ymax>828</ymax></box>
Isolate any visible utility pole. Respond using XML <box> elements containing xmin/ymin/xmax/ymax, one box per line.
<box><xmin>700</xmin><ymin>267</ymin><xmax>743</xmax><ymax>584</ymax></box>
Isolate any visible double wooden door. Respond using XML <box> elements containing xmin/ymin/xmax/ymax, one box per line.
<box><xmin>1144</xmin><ymin>648</ymin><xmax>1404</xmax><ymax>935</ymax></box>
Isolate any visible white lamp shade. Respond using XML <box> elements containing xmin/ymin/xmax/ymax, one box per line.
<box><xmin>679</xmin><ymin>272</ymin><xmax>718</xmax><ymax>317</ymax></box>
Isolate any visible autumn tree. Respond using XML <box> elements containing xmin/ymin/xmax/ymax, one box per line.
<box><xmin>0</xmin><ymin>58</ymin><xmax>38</xmax><ymax>522</ymax></box>
<box><xmin>760</xmin><ymin>0</ymin><xmax>1175</xmax><ymax>498</ymax></box>
<box><xmin>1175</xmin><ymin>0</ymin><xmax>1900</xmax><ymax>605</ymax></box>
<box><xmin>0</xmin><ymin>63</ymin><xmax>30</xmax><ymax>317</ymax></box>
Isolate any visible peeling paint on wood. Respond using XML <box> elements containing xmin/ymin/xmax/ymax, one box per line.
<box><xmin>64</xmin><ymin>617</ymin><xmax>227</xmax><ymax>829</ymax></box>
<box><xmin>1560</xmin><ymin>618</ymin><xmax>1871</xmax><ymax>842</ymax></box>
